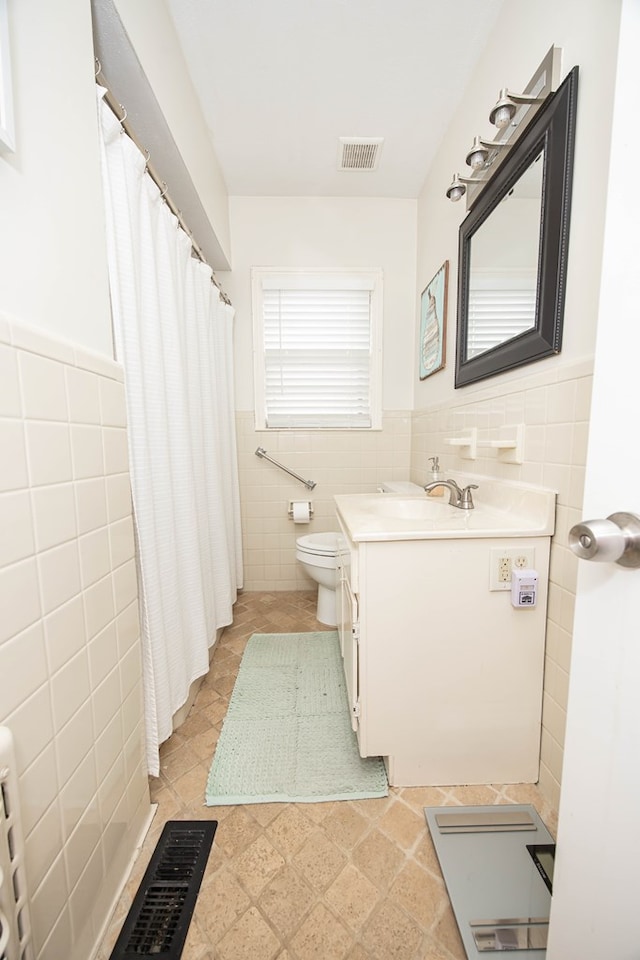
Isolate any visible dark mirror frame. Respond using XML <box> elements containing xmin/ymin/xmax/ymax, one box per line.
<box><xmin>455</xmin><ymin>66</ymin><xmax>578</xmax><ymax>388</ymax></box>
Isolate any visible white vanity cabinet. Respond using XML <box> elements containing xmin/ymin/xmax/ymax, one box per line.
<box><xmin>335</xmin><ymin>496</ymin><xmax>552</xmax><ymax>788</ymax></box>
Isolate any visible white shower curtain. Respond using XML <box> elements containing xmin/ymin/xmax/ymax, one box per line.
<box><xmin>96</xmin><ymin>89</ymin><xmax>243</xmax><ymax>775</ymax></box>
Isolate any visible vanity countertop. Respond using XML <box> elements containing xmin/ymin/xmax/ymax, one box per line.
<box><xmin>335</xmin><ymin>475</ymin><xmax>556</xmax><ymax>543</ymax></box>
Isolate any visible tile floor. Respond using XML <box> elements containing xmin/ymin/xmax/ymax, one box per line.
<box><xmin>97</xmin><ymin>590</ymin><xmax>558</xmax><ymax>960</ymax></box>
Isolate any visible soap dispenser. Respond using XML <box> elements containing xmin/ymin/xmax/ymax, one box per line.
<box><xmin>426</xmin><ymin>456</ymin><xmax>444</xmax><ymax>497</ymax></box>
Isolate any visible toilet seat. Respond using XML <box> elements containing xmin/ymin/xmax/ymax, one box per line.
<box><xmin>296</xmin><ymin>532</ymin><xmax>340</xmax><ymax>557</ymax></box>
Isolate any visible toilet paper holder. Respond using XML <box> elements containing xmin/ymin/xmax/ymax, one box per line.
<box><xmin>289</xmin><ymin>500</ymin><xmax>314</xmax><ymax>520</ymax></box>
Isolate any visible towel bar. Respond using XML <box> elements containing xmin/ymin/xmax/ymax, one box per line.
<box><xmin>254</xmin><ymin>447</ymin><xmax>316</xmax><ymax>490</ymax></box>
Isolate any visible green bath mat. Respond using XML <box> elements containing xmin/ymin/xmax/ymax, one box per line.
<box><xmin>205</xmin><ymin>631</ymin><xmax>388</xmax><ymax>805</ymax></box>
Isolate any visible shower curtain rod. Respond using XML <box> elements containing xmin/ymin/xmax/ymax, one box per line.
<box><xmin>95</xmin><ymin>63</ymin><xmax>232</xmax><ymax>306</ymax></box>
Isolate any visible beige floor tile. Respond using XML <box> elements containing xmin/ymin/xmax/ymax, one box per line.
<box><xmin>360</xmin><ymin>899</ymin><xmax>423</xmax><ymax>960</ymax></box>
<box><xmin>196</xmin><ymin>866</ymin><xmax>251</xmax><ymax>941</ymax></box>
<box><xmin>264</xmin><ymin>804</ymin><xmax>316</xmax><ymax>858</ymax></box>
<box><xmin>320</xmin><ymin>801</ymin><xmax>369</xmax><ymax>851</ymax></box>
<box><xmin>292</xmin><ymin>829</ymin><xmax>348</xmax><ymax>892</ymax></box>
<box><xmin>216</xmin><ymin>905</ymin><xmax>280</xmax><ymax>960</ymax></box>
<box><xmin>352</xmin><ymin>827</ymin><xmax>405</xmax><ymax>890</ymax></box>
<box><xmin>377</xmin><ymin>799</ymin><xmax>426</xmax><ymax>851</ymax></box>
<box><xmin>289</xmin><ymin>903</ymin><xmax>352</xmax><ymax>960</ymax></box>
<box><xmin>214</xmin><ymin>805</ymin><xmax>264</xmax><ymax>859</ymax></box>
<box><xmin>258</xmin><ymin>864</ymin><xmax>315</xmax><ymax>939</ymax></box>
<box><xmin>388</xmin><ymin>859</ymin><xmax>445</xmax><ymax>928</ymax></box>
<box><xmin>231</xmin><ymin>833</ymin><xmax>286</xmax><ymax>897</ymax></box>
<box><xmin>96</xmin><ymin>590</ymin><xmax>553</xmax><ymax>960</ymax></box>
<box><xmin>325</xmin><ymin>863</ymin><xmax>380</xmax><ymax>932</ymax></box>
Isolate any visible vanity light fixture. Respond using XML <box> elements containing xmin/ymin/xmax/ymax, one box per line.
<box><xmin>445</xmin><ymin>47</ymin><xmax>562</xmax><ymax>206</ymax></box>
<box><xmin>465</xmin><ymin>135</ymin><xmax>511</xmax><ymax>171</ymax></box>
<box><xmin>489</xmin><ymin>88</ymin><xmax>545</xmax><ymax>129</ymax></box>
<box><xmin>445</xmin><ymin>173</ymin><xmax>484</xmax><ymax>203</ymax></box>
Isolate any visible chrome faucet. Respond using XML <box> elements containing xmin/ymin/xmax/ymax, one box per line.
<box><xmin>423</xmin><ymin>478</ymin><xmax>479</xmax><ymax>510</ymax></box>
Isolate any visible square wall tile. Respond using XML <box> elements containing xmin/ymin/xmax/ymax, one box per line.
<box><xmin>38</xmin><ymin>540</ymin><xmax>81</xmax><ymax>615</ymax></box>
<box><xmin>109</xmin><ymin>516</ymin><xmax>135</xmax><ymax>568</ymax></box>
<box><xmin>64</xmin><ymin>799</ymin><xmax>101</xmax><ymax>891</ymax></box>
<box><xmin>65</xmin><ymin>366</ymin><xmax>101</xmax><ymax>424</ymax></box>
<box><xmin>100</xmin><ymin>377</ymin><xmax>127</xmax><ymax>427</ymax></box>
<box><xmin>75</xmin><ymin>478</ymin><xmax>108</xmax><ymax>535</ymax></box>
<box><xmin>95</xmin><ymin>713</ymin><xmax>124</xmax><ymax>784</ymax></box>
<box><xmin>32</xmin><ymin>483</ymin><xmax>77</xmax><ymax>552</ymax></box>
<box><xmin>0</xmin><ymin>622</ymin><xmax>48</xmax><ymax>715</ymax></box>
<box><xmin>106</xmin><ymin>474</ymin><xmax>132</xmax><ymax>523</ymax></box>
<box><xmin>26</xmin><ymin>421</ymin><xmax>73</xmax><ymax>487</ymax></box>
<box><xmin>30</xmin><ymin>854</ymin><xmax>69</xmax><ymax>956</ymax></box>
<box><xmin>113</xmin><ymin>558</ymin><xmax>138</xmax><ymax>614</ymax></box>
<box><xmin>0</xmin><ymin>343</ymin><xmax>21</xmax><ymax>416</ymax></box>
<box><xmin>116</xmin><ymin>601</ymin><xmax>140</xmax><ymax>659</ymax></box>
<box><xmin>84</xmin><ymin>575</ymin><xmax>116</xmax><ymax>641</ymax></box>
<box><xmin>50</xmin><ymin>649</ymin><xmax>91</xmax><ymax>732</ymax></box>
<box><xmin>37</xmin><ymin>909</ymin><xmax>72</xmax><ymax>960</ymax></box>
<box><xmin>78</xmin><ymin>527</ymin><xmax>112</xmax><ymax>589</ymax></box>
<box><xmin>92</xmin><ymin>667</ymin><xmax>122</xmax><ymax>736</ymax></box>
<box><xmin>20</xmin><ymin>744</ymin><xmax>59</xmax><ymax>837</ymax></box>
<box><xmin>44</xmin><ymin>595</ymin><xmax>86</xmax><ymax>675</ymax></box>
<box><xmin>103</xmin><ymin>427</ymin><xmax>129</xmax><ymax>475</ymax></box>
<box><xmin>0</xmin><ymin>558</ymin><xmax>42</xmax><ymax>643</ymax></box>
<box><xmin>68</xmin><ymin>835</ymin><xmax>104</xmax><ymax>941</ymax></box>
<box><xmin>59</xmin><ymin>750</ymin><xmax>98</xmax><ymax>841</ymax></box>
<box><xmin>0</xmin><ymin>490</ymin><xmax>35</xmax><ymax>565</ymax></box>
<box><xmin>0</xmin><ymin>420</ymin><xmax>29</xmax><ymax>492</ymax></box>
<box><xmin>71</xmin><ymin>424</ymin><xmax>105</xmax><ymax>480</ymax></box>
<box><xmin>88</xmin><ymin>622</ymin><xmax>119</xmax><ymax>689</ymax></box>
<box><xmin>5</xmin><ymin>683</ymin><xmax>54</xmax><ymax>776</ymax></box>
<box><xmin>55</xmin><ymin>700</ymin><xmax>95</xmax><ymax>785</ymax></box>
<box><xmin>19</xmin><ymin>351</ymin><xmax>69</xmax><ymax>422</ymax></box>
<box><xmin>24</xmin><ymin>796</ymin><xmax>63</xmax><ymax>893</ymax></box>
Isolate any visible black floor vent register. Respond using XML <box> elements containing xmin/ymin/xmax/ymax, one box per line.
<box><xmin>109</xmin><ymin>820</ymin><xmax>217</xmax><ymax>959</ymax></box>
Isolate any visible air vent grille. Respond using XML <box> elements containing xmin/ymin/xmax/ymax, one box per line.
<box><xmin>109</xmin><ymin>820</ymin><xmax>217</xmax><ymax>960</ymax></box>
<box><xmin>338</xmin><ymin>138</ymin><xmax>384</xmax><ymax>171</ymax></box>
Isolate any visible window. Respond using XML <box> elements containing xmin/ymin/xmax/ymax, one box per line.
<box><xmin>252</xmin><ymin>268</ymin><xmax>383</xmax><ymax>429</ymax></box>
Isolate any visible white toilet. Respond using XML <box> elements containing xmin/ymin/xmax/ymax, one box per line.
<box><xmin>295</xmin><ymin>482</ymin><xmax>423</xmax><ymax>627</ymax></box>
<box><xmin>295</xmin><ymin>531</ymin><xmax>341</xmax><ymax>626</ymax></box>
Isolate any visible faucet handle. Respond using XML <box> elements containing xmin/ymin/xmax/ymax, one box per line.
<box><xmin>460</xmin><ymin>484</ymin><xmax>479</xmax><ymax>509</ymax></box>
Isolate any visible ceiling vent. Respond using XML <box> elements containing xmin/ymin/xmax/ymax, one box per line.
<box><xmin>338</xmin><ymin>137</ymin><xmax>384</xmax><ymax>171</ymax></box>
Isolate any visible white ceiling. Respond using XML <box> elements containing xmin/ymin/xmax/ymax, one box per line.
<box><xmin>164</xmin><ymin>0</ymin><xmax>505</xmax><ymax>199</ymax></box>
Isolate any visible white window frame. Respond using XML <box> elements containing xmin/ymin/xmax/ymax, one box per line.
<box><xmin>252</xmin><ymin>267</ymin><xmax>383</xmax><ymax>430</ymax></box>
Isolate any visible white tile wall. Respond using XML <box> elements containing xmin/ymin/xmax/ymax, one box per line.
<box><xmin>0</xmin><ymin>317</ymin><xmax>151</xmax><ymax>960</ymax></box>
<box><xmin>236</xmin><ymin>411</ymin><xmax>412</xmax><ymax>590</ymax></box>
<box><xmin>410</xmin><ymin>359</ymin><xmax>592</xmax><ymax>812</ymax></box>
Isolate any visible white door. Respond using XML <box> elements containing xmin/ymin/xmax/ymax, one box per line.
<box><xmin>547</xmin><ymin>3</ymin><xmax>640</xmax><ymax>956</ymax></box>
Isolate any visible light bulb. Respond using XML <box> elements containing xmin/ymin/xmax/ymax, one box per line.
<box><xmin>446</xmin><ymin>182</ymin><xmax>466</xmax><ymax>202</ymax></box>
<box><xmin>492</xmin><ymin>104</ymin><xmax>514</xmax><ymax>129</ymax></box>
<box><xmin>467</xmin><ymin>149</ymin><xmax>486</xmax><ymax>170</ymax></box>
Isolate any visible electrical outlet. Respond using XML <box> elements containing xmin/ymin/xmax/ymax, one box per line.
<box><xmin>489</xmin><ymin>547</ymin><xmax>535</xmax><ymax>591</ymax></box>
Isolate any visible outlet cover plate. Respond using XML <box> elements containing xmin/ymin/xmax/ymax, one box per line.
<box><xmin>490</xmin><ymin>547</ymin><xmax>536</xmax><ymax>591</ymax></box>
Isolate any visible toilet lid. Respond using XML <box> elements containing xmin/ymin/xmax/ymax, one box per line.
<box><xmin>296</xmin><ymin>531</ymin><xmax>340</xmax><ymax>556</ymax></box>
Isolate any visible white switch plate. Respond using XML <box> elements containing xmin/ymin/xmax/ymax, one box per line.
<box><xmin>489</xmin><ymin>547</ymin><xmax>536</xmax><ymax>591</ymax></box>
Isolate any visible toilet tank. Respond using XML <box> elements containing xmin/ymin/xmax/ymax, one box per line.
<box><xmin>377</xmin><ymin>480</ymin><xmax>424</xmax><ymax>494</ymax></box>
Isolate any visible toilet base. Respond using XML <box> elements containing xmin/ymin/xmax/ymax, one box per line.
<box><xmin>316</xmin><ymin>584</ymin><xmax>337</xmax><ymax>627</ymax></box>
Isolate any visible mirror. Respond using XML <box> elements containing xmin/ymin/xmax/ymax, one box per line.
<box><xmin>455</xmin><ymin>67</ymin><xmax>578</xmax><ymax>388</ymax></box>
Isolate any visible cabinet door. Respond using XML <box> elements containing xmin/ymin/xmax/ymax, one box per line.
<box><xmin>340</xmin><ymin>576</ymin><xmax>360</xmax><ymax>733</ymax></box>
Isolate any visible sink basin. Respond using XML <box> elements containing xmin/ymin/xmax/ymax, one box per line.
<box><xmin>334</xmin><ymin>479</ymin><xmax>557</xmax><ymax>542</ymax></box>
<box><xmin>374</xmin><ymin>498</ymin><xmax>459</xmax><ymax>520</ymax></box>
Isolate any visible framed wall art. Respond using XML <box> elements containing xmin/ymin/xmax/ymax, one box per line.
<box><xmin>418</xmin><ymin>260</ymin><xmax>449</xmax><ymax>380</ymax></box>
<box><xmin>419</xmin><ymin>260</ymin><xmax>448</xmax><ymax>379</ymax></box>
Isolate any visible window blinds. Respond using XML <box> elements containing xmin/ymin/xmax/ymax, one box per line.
<box><xmin>261</xmin><ymin>285</ymin><xmax>373</xmax><ymax>428</ymax></box>
<box><xmin>467</xmin><ymin>270</ymin><xmax>537</xmax><ymax>359</ymax></box>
